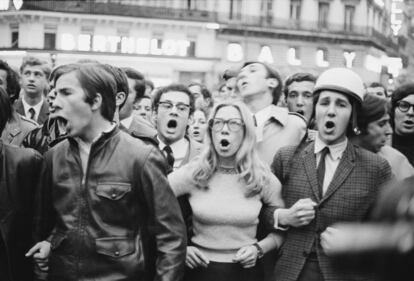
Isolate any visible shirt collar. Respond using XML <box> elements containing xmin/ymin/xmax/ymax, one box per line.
<box><xmin>22</xmin><ymin>97</ymin><xmax>44</xmax><ymax>117</ymax></box>
<box><xmin>254</xmin><ymin>104</ymin><xmax>289</xmax><ymax>128</ymax></box>
<box><xmin>120</xmin><ymin>115</ymin><xmax>133</xmax><ymax>129</ymax></box>
<box><xmin>314</xmin><ymin>134</ymin><xmax>348</xmax><ymax>160</ymax></box>
<box><xmin>157</xmin><ymin>136</ymin><xmax>188</xmax><ymax>152</ymax></box>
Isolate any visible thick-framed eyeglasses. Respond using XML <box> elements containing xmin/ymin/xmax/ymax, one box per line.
<box><xmin>209</xmin><ymin>118</ymin><xmax>244</xmax><ymax>132</ymax></box>
<box><xmin>396</xmin><ymin>101</ymin><xmax>414</xmax><ymax>113</ymax></box>
<box><xmin>158</xmin><ymin>101</ymin><xmax>190</xmax><ymax>114</ymax></box>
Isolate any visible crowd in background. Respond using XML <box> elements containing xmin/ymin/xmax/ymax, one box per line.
<box><xmin>0</xmin><ymin>55</ymin><xmax>414</xmax><ymax>281</ymax></box>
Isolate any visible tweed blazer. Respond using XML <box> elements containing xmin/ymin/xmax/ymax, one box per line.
<box><xmin>14</xmin><ymin>98</ymin><xmax>49</xmax><ymax>125</ymax></box>
<box><xmin>270</xmin><ymin>141</ymin><xmax>392</xmax><ymax>281</ymax></box>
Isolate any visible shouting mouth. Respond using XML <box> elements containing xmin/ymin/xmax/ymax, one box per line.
<box><xmin>55</xmin><ymin>116</ymin><xmax>68</xmax><ymax>132</ymax></box>
<box><xmin>220</xmin><ymin>139</ymin><xmax>230</xmax><ymax>148</ymax></box>
<box><xmin>324</xmin><ymin>120</ymin><xmax>336</xmax><ymax>133</ymax></box>
<box><xmin>296</xmin><ymin>110</ymin><xmax>304</xmax><ymax>116</ymax></box>
<box><xmin>167</xmin><ymin>119</ymin><xmax>177</xmax><ymax>129</ymax></box>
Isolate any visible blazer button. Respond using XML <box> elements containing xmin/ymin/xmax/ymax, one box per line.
<box><xmin>111</xmin><ymin>193</ymin><xmax>117</xmax><ymax>199</ymax></box>
<box><xmin>114</xmin><ymin>251</ymin><xmax>120</xmax><ymax>257</ymax></box>
<box><xmin>302</xmin><ymin>251</ymin><xmax>308</xmax><ymax>257</ymax></box>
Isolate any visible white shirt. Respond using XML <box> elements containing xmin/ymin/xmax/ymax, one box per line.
<box><xmin>314</xmin><ymin>135</ymin><xmax>348</xmax><ymax>195</ymax></box>
<box><xmin>253</xmin><ymin>105</ymin><xmax>289</xmax><ymax>142</ymax></box>
<box><xmin>157</xmin><ymin>137</ymin><xmax>189</xmax><ymax>170</ymax></box>
<box><xmin>22</xmin><ymin>97</ymin><xmax>44</xmax><ymax>122</ymax></box>
<box><xmin>120</xmin><ymin>115</ymin><xmax>133</xmax><ymax>129</ymax></box>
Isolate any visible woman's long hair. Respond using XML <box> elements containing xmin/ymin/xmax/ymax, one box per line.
<box><xmin>192</xmin><ymin>101</ymin><xmax>270</xmax><ymax>197</ymax></box>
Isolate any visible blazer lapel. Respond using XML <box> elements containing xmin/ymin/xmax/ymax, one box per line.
<box><xmin>14</xmin><ymin>99</ymin><xmax>25</xmax><ymax>116</ymax></box>
<box><xmin>302</xmin><ymin>143</ymin><xmax>321</xmax><ymax>201</ymax></box>
<box><xmin>320</xmin><ymin>142</ymin><xmax>355</xmax><ymax>204</ymax></box>
<box><xmin>37</xmin><ymin>101</ymin><xmax>49</xmax><ymax>124</ymax></box>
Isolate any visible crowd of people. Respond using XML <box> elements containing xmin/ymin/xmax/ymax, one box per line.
<box><xmin>0</xmin><ymin>55</ymin><xmax>413</xmax><ymax>281</ymax></box>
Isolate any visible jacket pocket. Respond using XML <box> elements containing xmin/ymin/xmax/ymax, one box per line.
<box><xmin>96</xmin><ymin>183</ymin><xmax>131</xmax><ymax>200</ymax></box>
<box><xmin>95</xmin><ymin>237</ymin><xmax>135</xmax><ymax>258</ymax></box>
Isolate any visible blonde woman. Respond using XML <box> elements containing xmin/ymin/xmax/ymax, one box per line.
<box><xmin>169</xmin><ymin>101</ymin><xmax>284</xmax><ymax>281</ymax></box>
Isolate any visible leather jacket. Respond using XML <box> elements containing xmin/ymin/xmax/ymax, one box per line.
<box><xmin>0</xmin><ymin>141</ymin><xmax>42</xmax><ymax>281</ymax></box>
<box><xmin>35</xmin><ymin>127</ymin><xmax>186</xmax><ymax>281</ymax></box>
<box><xmin>22</xmin><ymin>117</ymin><xmax>67</xmax><ymax>155</ymax></box>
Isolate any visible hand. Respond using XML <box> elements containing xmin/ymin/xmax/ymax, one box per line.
<box><xmin>320</xmin><ymin>226</ymin><xmax>342</xmax><ymax>255</ymax></box>
<box><xmin>233</xmin><ymin>245</ymin><xmax>258</xmax><ymax>268</ymax></box>
<box><xmin>186</xmin><ymin>246</ymin><xmax>209</xmax><ymax>269</ymax></box>
<box><xmin>279</xmin><ymin>198</ymin><xmax>317</xmax><ymax>227</ymax></box>
<box><xmin>26</xmin><ymin>241</ymin><xmax>51</xmax><ymax>271</ymax></box>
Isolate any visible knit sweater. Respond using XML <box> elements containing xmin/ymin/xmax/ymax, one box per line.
<box><xmin>168</xmin><ymin>162</ymin><xmax>283</xmax><ymax>262</ymax></box>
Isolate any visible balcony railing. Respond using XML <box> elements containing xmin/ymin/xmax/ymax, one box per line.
<box><xmin>17</xmin><ymin>1</ymin><xmax>400</xmax><ymax>51</ymax></box>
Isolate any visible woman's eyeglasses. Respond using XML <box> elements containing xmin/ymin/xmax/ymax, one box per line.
<box><xmin>396</xmin><ymin>101</ymin><xmax>414</xmax><ymax>113</ymax></box>
<box><xmin>209</xmin><ymin>118</ymin><xmax>244</xmax><ymax>132</ymax></box>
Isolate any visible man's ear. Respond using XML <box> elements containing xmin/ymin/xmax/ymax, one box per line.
<box><xmin>115</xmin><ymin>91</ymin><xmax>126</xmax><ymax>107</ymax></box>
<box><xmin>267</xmin><ymin>77</ymin><xmax>278</xmax><ymax>89</ymax></box>
<box><xmin>91</xmin><ymin>93</ymin><xmax>103</xmax><ymax>111</ymax></box>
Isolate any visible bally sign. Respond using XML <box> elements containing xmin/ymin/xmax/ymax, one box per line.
<box><xmin>61</xmin><ymin>33</ymin><xmax>191</xmax><ymax>56</ymax></box>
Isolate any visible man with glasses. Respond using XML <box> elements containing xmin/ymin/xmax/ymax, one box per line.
<box><xmin>152</xmin><ymin>84</ymin><xmax>203</xmax><ymax>250</ymax></box>
<box><xmin>390</xmin><ymin>83</ymin><xmax>414</xmax><ymax>166</ymax></box>
<box><xmin>153</xmin><ymin>84</ymin><xmax>203</xmax><ymax>172</ymax></box>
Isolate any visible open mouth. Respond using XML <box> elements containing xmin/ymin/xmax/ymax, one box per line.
<box><xmin>325</xmin><ymin>121</ymin><xmax>335</xmax><ymax>129</ymax></box>
<box><xmin>220</xmin><ymin>139</ymin><xmax>230</xmax><ymax>148</ymax></box>
<box><xmin>404</xmin><ymin>120</ymin><xmax>414</xmax><ymax>125</ymax></box>
<box><xmin>167</xmin><ymin>120</ymin><xmax>177</xmax><ymax>128</ymax></box>
<box><xmin>55</xmin><ymin>116</ymin><xmax>68</xmax><ymax>131</ymax></box>
<box><xmin>192</xmin><ymin>130</ymin><xmax>200</xmax><ymax>136</ymax></box>
<box><xmin>296</xmin><ymin>110</ymin><xmax>304</xmax><ymax>116</ymax></box>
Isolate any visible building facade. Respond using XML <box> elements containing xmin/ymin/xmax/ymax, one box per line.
<box><xmin>0</xmin><ymin>0</ymin><xmax>408</xmax><ymax>88</ymax></box>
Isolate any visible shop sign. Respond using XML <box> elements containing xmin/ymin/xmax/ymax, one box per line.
<box><xmin>61</xmin><ymin>33</ymin><xmax>191</xmax><ymax>56</ymax></box>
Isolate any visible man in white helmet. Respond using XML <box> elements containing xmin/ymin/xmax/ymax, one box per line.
<box><xmin>266</xmin><ymin>68</ymin><xmax>392</xmax><ymax>281</ymax></box>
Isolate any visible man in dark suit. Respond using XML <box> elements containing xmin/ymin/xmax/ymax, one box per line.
<box><xmin>15</xmin><ymin>56</ymin><xmax>50</xmax><ymax>125</ymax></box>
<box><xmin>269</xmin><ymin>68</ymin><xmax>393</xmax><ymax>281</ymax></box>
<box><xmin>0</xmin><ymin>59</ymin><xmax>38</xmax><ymax>146</ymax></box>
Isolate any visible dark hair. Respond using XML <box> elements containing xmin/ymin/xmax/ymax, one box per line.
<box><xmin>50</xmin><ymin>63</ymin><xmax>117</xmax><ymax>121</ymax></box>
<box><xmin>188</xmin><ymin>82</ymin><xmax>213</xmax><ymax>108</ymax></box>
<box><xmin>144</xmin><ymin>79</ymin><xmax>154</xmax><ymax>91</ymax></box>
<box><xmin>0</xmin><ymin>59</ymin><xmax>21</xmax><ymax>103</ymax></box>
<box><xmin>99</xmin><ymin>64</ymin><xmax>129</xmax><ymax>109</ymax></box>
<box><xmin>222</xmin><ymin>69</ymin><xmax>238</xmax><ymax>81</ymax></box>
<box><xmin>242</xmin><ymin>61</ymin><xmax>283</xmax><ymax>105</ymax></box>
<box><xmin>390</xmin><ymin>83</ymin><xmax>414</xmax><ymax>129</ymax></box>
<box><xmin>0</xmin><ymin>87</ymin><xmax>12</xmax><ymax>133</ymax></box>
<box><xmin>367</xmin><ymin>82</ymin><xmax>386</xmax><ymax>89</ymax></box>
<box><xmin>357</xmin><ymin>94</ymin><xmax>389</xmax><ymax>133</ymax></box>
<box><xmin>20</xmin><ymin>56</ymin><xmax>51</xmax><ymax>78</ymax></box>
<box><xmin>284</xmin><ymin>72</ymin><xmax>317</xmax><ymax>98</ymax></box>
<box><xmin>152</xmin><ymin>83</ymin><xmax>195</xmax><ymax>115</ymax></box>
<box><xmin>134</xmin><ymin>80</ymin><xmax>147</xmax><ymax>103</ymax></box>
<box><xmin>122</xmin><ymin>67</ymin><xmax>144</xmax><ymax>81</ymax></box>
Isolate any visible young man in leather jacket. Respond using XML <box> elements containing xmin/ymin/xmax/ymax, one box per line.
<box><xmin>27</xmin><ymin>63</ymin><xmax>187</xmax><ymax>281</ymax></box>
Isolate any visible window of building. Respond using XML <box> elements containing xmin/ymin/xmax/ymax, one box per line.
<box><xmin>344</xmin><ymin>5</ymin><xmax>355</xmax><ymax>31</ymax></box>
<box><xmin>44</xmin><ymin>33</ymin><xmax>56</xmax><ymax>50</ymax></box>
<box><xmin>11</xmin><ymin>31</ymin><xmax>19</xmax><ymax>48</ymax></box>
<box><xmin>318</xmin><ymin>2</ymin><xmax>329</xmax><ymax>29</ymax></box>
<box><xmin>229</xmin><ymin>0</ymin><xmax>242</xmax><ymax>20</ymax></box>
<box><xmin>290</xmin><ymin>0</ymin><xmax>301</xmax><ymax>21</ymax></box>
<box><xmin>188</xmin><ymin>41</ymin><xmax>196</xmax><ymax>57</ymax></box>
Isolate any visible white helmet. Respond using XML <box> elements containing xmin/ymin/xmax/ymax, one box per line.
<box><xmin>314</xmin><ymin>68</ymin><xmax>365</xmax><ymax>104</ymax></box>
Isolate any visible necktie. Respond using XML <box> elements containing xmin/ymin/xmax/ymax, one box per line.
<box><xmin>317</xmin><ymin>147</ymin><xmax>330</xmax><ymax>198</ymax></box>
<box><xmin>28</xmin><ymin>107</ymin><xmax>36</xmax><ymax>120</ymax></box>
<box><xmin>163</xmin><ymin>145</ymin><xmax>175</xmax><ymax>172</ymax></box>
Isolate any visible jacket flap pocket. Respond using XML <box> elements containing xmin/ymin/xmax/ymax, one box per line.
<box><xmin>96</xmin><ymin>183</ymin><xmax>131</xmax><ymax>200</ymax></box>
<box><xmin>95</xmin><ymin>237</ymin><xmax>135</xmax><ymax>258</ymax></box>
